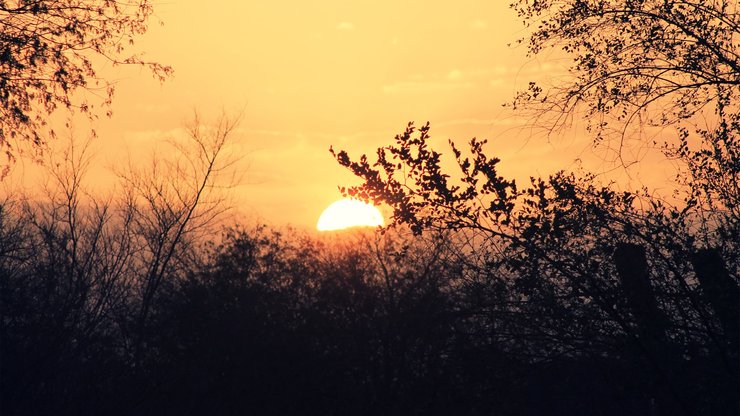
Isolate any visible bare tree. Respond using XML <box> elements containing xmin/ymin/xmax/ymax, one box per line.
<box><xmin>0</xmin><ymin>111</ymin><xmax>243</xmax><ymax>414</ymax></box>
<box><xmin>1</xmin><ymin>133</ymin><xmax>138</xmax><ymax>414</ymax></box>
<box><xmin>116</xmin><ymin>111</ymin><xmax>243</xmax><ymax>360</ymax></box>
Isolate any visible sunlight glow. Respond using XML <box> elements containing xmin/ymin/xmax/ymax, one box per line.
<box><xmin>316</xmin><ymin>199</ymin><xmax>384</xmax><ymax>231</ymax></box>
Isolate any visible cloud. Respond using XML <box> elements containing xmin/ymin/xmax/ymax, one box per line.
<box><xmin>470</xmin><ymin>19</ymin><xmax>487</xmax><ymax>30</ymax></box>
<box><xmin>489</xmin><ymin>78</ymin><xmax>505</xmax><ymax>87</ymax></box>
<box><xmin>381</xmin><ymin>81</ymin><xmax>473</xmax><ymax>95</ymax></box>
<box><xmin>336</xmin><ymin>22</ymin><xmax>355</xmax><ymax>30</ymax></box>
<box><xmin>447</xmin><ymin>69</ymin><xmax>463</xmax><ymax>80</ymax></box>
<box><xmin>133</xmin><ymin>103</ymin><xmax>170</xmax><ymax>113</ymax></box>
<box><xmin>436</xmin><ymin>118</ymin><xmax>519</xmax><ymax>128</ymax></box>
<box><xmin>382</xmin><ymin>68</ymin><xmax>491</xmax><ymax>94</ymax></box>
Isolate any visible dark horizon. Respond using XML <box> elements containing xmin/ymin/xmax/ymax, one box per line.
<box><xmin>1</xmin><ymin>0</ymin><xmax>738</xmax><ymax>415</ymax></box>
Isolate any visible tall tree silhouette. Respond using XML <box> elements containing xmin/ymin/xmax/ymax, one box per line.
<box><xmin>0</xmin><ymin>113</ymin><xmax>240</xmax><ymax>416</ymax></box>
<box><xmin>331</xmin><ymin>1</ymin><xmax>739</xmax><ymax>413</ymax></box>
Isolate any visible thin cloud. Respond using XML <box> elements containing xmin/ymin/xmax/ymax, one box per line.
<box><xmin>447</xmin><ymin>69</ymin><xmax>463</xmax><ymax>80</ymax></box>
<box><xmin>336</xmin><ymin>22</ymin><xmax>355</xmax><ymax>30</ymax></box>
<box><xmin>381</xmin><ymin>81</ymin><xmax>474</xmax><ymax>95</ymax></box>
<box><xmin>470</xmin><ymin>19</ymin><xmax>487</xmax><ymax>30</ymax></box>
<box><xmin>437</xmin><ymin>118</ymin><xmax>518</xmax><ymax>128</ymax></box>
<box><xmin>133</xmin><ymin>103</ymin><xmax>171</xmax><ymax>113</ymax></box>
<box><xmin>381</xmin><ymin>67</ymin><xmax>499</xmax><ymax>94</ymax></box>
<box><xmin>489</xmin><ymin>78</ymin><xmax>505</xmax><ymax>87</ymax></box>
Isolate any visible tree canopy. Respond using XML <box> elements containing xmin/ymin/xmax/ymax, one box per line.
<box><xmin>0</xmin><ymin>0</ymin><xmax>171</xmax><ymax>169</ymax></box>
<box><xmin>510</xmin><ymin>0</ymin><xmax>739</xmax><ymax>153</ymax></box>
<box><xmin>331</xmin><ymin>0</ymin><xmax>739</xmax><ymax>242</ymax></box>
<box><xmin>330</xmin><ymin>2</ymin><xmax>739</xmax><ymax>412</ymax></box>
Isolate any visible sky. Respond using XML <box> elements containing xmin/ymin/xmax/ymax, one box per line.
<box><xmin>9</xmin><ymin>0</ymin><xmax>677</xmax><ymax>229</ymax></box>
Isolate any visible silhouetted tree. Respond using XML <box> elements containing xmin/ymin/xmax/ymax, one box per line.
<box><xmin>332</xmin><ymin>120</ymin><xmax>738</xmax><ymax>414</ymax></box>
<box><xmin>0</xmin><ymin>113</ymin><xmax>240</xmax><ymax>416</ymax></box>
<box><xmin>0</xmin><ymin>139</ymin><xmax>137</xmax><ymax>415</ymax></box>
<box><xmin>134</xmin><ymin>224</ymin><xmax>507</xmax><ymax>416</ymax></box>
<box><xmin>508</xmin><ymin>0</ymin><xmax>739</xmax><ymax>279</ymax></box>
<box><xmin>332</xmin><ymin>5</ymin><xmax>738</xmax><ymax>408</ymax></box>
<box><xmin>507</xmin><ymin>1</ymin><xmax>739</xmax><ymax>260</ymax></box>
<box><xmin>510</xmin><ymin>0</ymin><xmax>739</xmax><ymax>149</ymax></box>
<box><xmin>328</xmin><ymin>2</ymin><xmax>739</xmax><ymax>414</ymax></box>
<box><xmin>117</xmin><ymin>111</ymin><xmax>242</xmax><ymax>367</ymax></box>
<box><xmin>0</xmin><ymin>0</ymin><xmax>172</xmax><ymax>168</ymax></box>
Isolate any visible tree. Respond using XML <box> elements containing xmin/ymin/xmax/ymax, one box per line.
<box><xmin>0</xmin><ymin>0</ymin><xmax>172</xmax><ymax>169</ymax></box>
<box><xmin>510</xmin><ymin>0</ymin><xmax>739</xmax><ymax>159</ymax></box>
<box><xmin>0</xmin><ymin>112</ymin><xmax>241</xmax><ymax>415</ymax></box>
<box><xmin>0</xmin><ymin>137</ymin><xmax>139</xmax><ymax>416</ymax></box>
<box><xmin>331</xmin><ymin>2</ymin><xmax>740</xmax><ymax>409</ymax></box>
<box><xmin>330</xmin><ymin>0</ymin><xmax>739</xmax><ymax>317</ymax></box>
<box><xmin>333</xmin><ymin>120</ymin><xmax>738</xmax><ymax>415</ymax></box>
<box><xmin>504</xmin><ymin>0</ymin><xmax>739</xmax><ymax>248</ymax></box>
<box><xmin>135</xmin><ymin>225</ymin><xmax>470</xmax><ymax>415</ymax></box>
<box><xmin>116</xmin><ymin>111</ymin><xmax>242</xmax><ymax>366</ymax></box>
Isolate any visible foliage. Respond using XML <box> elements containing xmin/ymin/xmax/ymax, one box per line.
<box><xmin>3</xmin><ymin>158</ymin><xmax>737</xmax><ymax>415</ymax></box>
<box><xmin>669</xmin><ymin>97</ymin><xmax>740</xmax><ymax>248</ymax></box>
<box><xmin>1</xmin><ymin>1</ymin><xmax>738</xmax><ymax>415</ymax></box>
<box><xmin>333</xmin><ymin>120</ymin><xmax>738</xmax><ymax>414</ymax></box>
<box><xmin>144</xmin><ymin>226</ymin><xmax>468</xmax><ymax>415</ymax></box>
<box><xmin>0</xmin><ymin>113</ymin><xmax>239</xmax><ymax>415</ymax></box>
<box><xmin>510</xmin><ymin>0</ymin><xmax>739</xmax><ymax>153</ymax></box>
<box><xmin>0</xmin><ymin>0</ymin><xmax>172</xmax><ymax>168</ymax></box>
<box><xmin>329</xmin><ymin>2</ymin><xmax>740</xmax><ymax>411</ymax></box>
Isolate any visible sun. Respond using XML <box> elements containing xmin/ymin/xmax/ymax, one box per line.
<box><xmin>317</xmin><ymin>199</ymin><xmax>384</xmax><ymax>231</ymax></box>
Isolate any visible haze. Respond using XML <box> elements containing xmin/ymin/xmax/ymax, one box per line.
<box><xmin>8</xmin><ymin>0</ymin><xmax>671</xmax><ymax>227</ymax></box>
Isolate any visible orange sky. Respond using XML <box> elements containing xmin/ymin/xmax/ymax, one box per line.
<box><xmin>7</xmin><ymin>0</ymin><xmax>679</xmax><ymax>229</ymax></box>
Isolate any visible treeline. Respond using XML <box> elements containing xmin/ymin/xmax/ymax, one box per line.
<box><xmin>2</xmin><ymin>0</ymin><xmax>738</xmax><ymax>413</ymax></box>
<box><xmin>1</xmin><ymin>187</ymin><xmax>737</xmax><ymax>415</ymax></box>
<box><xmin>1</xmin><ymin>117</ymin><xmax>737</xmax><ymax>416</ymax></box>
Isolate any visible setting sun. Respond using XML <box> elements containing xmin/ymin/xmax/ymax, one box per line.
<box><xmin>316</xmin><ymin>199</ymin><xmax>384</xmax><ymax>231</ymax></box>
